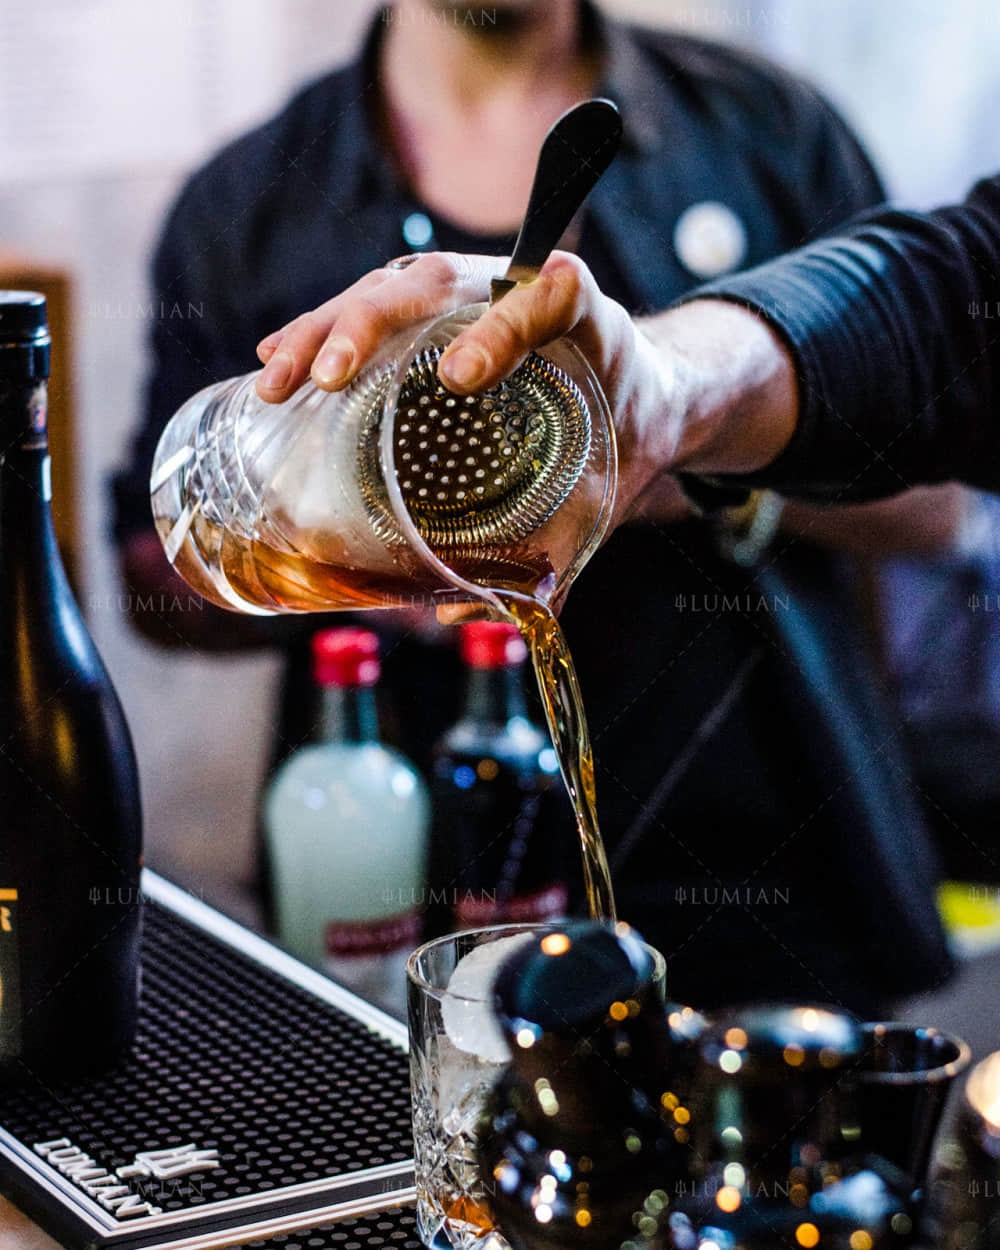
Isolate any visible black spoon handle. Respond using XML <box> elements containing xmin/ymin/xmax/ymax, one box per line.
<box><xmin>491</xmin><ymin>98</ymin><xmax>623</xmax><ymax>303</ymax></box>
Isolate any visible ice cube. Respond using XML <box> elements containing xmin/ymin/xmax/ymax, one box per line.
<box><xmin>441</xmin><ymin>932</ymin><xmax>537</xmax><ymax>1062</ymax></box>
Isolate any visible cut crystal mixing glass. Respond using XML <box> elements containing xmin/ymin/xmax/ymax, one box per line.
<box><xmin>149</xmin><ymin>306</ymin><xmax>616</xmax><ymax>619</ymax></box>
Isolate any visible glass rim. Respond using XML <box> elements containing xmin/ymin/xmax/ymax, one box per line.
<box><xmin>859</xmin><ymin>1021</ymin><xmax>972</xmax><ymax>1085</ymax></box>
<box><xmin>404</xmin><ymin>921</ymin><xmax>562</xmax><ymax>1003</ymax></box>
<box><xmin>405</xmin><ymin>922</ymin><xmax>666</xmax><ymax>1003</ymax></box>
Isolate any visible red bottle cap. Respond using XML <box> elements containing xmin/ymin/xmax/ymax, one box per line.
<box><xmin>311</xmin><ymin>628</ymin><xmax>380</xmax><ymax>688</ymax></box>
<box><xmin>460</xmin><ymin>621</ymin><xmax>527</xmax><ymax>669</ymax></box>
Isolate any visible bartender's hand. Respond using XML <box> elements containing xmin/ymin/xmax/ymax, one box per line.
<box><xmin>254</xmin><ymin>252</ymin><xmax>800</xmax><ymax>527</ymax></box>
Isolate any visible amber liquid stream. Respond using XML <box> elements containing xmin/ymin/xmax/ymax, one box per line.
<box><xmin>166</xmin><ymin>514</ymin><xmax>617</xmax><ymax>924</ymax></box>
<box><xmin>500</xmin><ymin>592</ymin><xmax>616</xmax><ymax>923</ymax></box>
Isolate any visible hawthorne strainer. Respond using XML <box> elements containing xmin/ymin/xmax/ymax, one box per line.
<box><xmin>357</xmin><ymin>341</ymin><xmax>591</xmax><ymax>551</ymax></box>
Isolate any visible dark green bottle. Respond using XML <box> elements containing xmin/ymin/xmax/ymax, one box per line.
<box><xmin>0</xmin><ymin>291</ymin><xmax>142</xmax><ymax>1076</ymax></box>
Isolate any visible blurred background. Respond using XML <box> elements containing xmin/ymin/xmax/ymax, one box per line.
<box><xmin>2</xmin><ymin>0</ymin><xmax>1000</xmax><ymax>923</ymax></box>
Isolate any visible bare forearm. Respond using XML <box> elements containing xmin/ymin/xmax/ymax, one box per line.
<box><xmin>637</xmin><ymin>299</ymin><xmax>800</xmax><ymax>478</ymax></box>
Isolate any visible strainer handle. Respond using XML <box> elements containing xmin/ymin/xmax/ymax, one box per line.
<box><xmin>491</xmin><ymin>98</ymin><xmax>623</xmax><ymax>302</ymax></box>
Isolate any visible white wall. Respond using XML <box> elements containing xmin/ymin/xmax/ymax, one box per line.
<box><xmin>0</xmin><ymin>0</ymin><xmax>378</xmax><ymax>917</ymax></box>
<box><xmin>2</xmin><ymin>0</ymin><xmax>999</xmax><ymax>918</ymax></box>
<box><xmin>755</xmin><ymin>0</ymin><xmax>1000</xmax><ymax>205</ymax></box>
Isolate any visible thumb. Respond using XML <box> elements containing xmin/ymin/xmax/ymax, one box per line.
<box><xmin>438</xmin><ymin>253</ymin><xmax>591</xmax><ymax>392</ymax></box>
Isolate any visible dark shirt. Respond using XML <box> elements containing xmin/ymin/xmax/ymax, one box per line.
<box><xmin>114</xmin><ymin>3</ymin><xmax>951</xmax><ymax>1011</ymax></box>
<box><xmin>701</xmin><ymin>175</ymin><xmax>1000</xmax><ymax>501</ymax></box>
<box><xmin>113</xmin><ymin>3</ymin><xmax>887</xmax><ymax>539</ymax></box>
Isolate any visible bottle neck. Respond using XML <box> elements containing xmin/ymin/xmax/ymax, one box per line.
<box><xmin>319</xmin><ymin>683</ymin><xmax>380</xmax><ymax>745</ymax></box>
<box><xmin>464</xmin><ymin>665</ymin><xmax>526</xmax><ymax>725</ymax></box>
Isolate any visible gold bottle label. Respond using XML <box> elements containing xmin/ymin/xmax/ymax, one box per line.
<box><xmin>0</xmin><ymin>888</ymin><xmax>22</xmax><ymax>1058</ymax></box>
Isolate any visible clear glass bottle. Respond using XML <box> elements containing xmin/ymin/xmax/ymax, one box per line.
<box><xmin>263</xmin><ymin>628</ymin><xmax>429</xmax><ymax>1015</ymax></box>
<box><xmin>0</xmin><ymin>290</ymin><xmax>142</xmax><ymax>1075</ymax></box>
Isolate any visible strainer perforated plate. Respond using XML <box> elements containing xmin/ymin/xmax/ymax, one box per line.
<box><xmin>359</xmin><ymin>346</ymin><xmax>591</xmax><ymax>553</ymax></box>
<box><xmin>0</xmin><ymin>872</ymin><xmax>415</xmax><ymax>1250</ymax></box>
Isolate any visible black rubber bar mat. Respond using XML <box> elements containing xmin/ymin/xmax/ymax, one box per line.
<box><xmin>0</xmin><ymin>872</ymin><xmax>415</xmax><ymax>1250</ymax></box>
<box><xmin>243</xmin><ymin>1203</ymin><xmax>421</xmax><ymax>1250</ymax></box>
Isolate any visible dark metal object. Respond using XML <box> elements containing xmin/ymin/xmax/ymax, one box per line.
<box><xmin>479</xmin><ymin>923</ymin><xmax>685</xmax><ymax>1250</ymax></box>
<box><xmin>0</xmin><ymin>872</ymin><xmax>414</xmax><ymax>1250</ymax></box>
<box><xmin>671</xmin><ymin>1007</ymin><xmax>917</xmax><ymax>1248</ymax></box>
<box><xmin>693</xmin><ymin>1004</ymin><xmax>864</xmax><ymax>1174</ymax></box>
<box><xmin>857</xmin><ymin>1022</ymin><xmax>972</xmax><ymax>1190</ymax></box>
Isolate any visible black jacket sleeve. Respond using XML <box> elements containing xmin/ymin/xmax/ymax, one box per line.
<box><xmin>696</xmin><ymin>175</ymin><xmax>1000</xmax><ymax>501</ymax></box>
